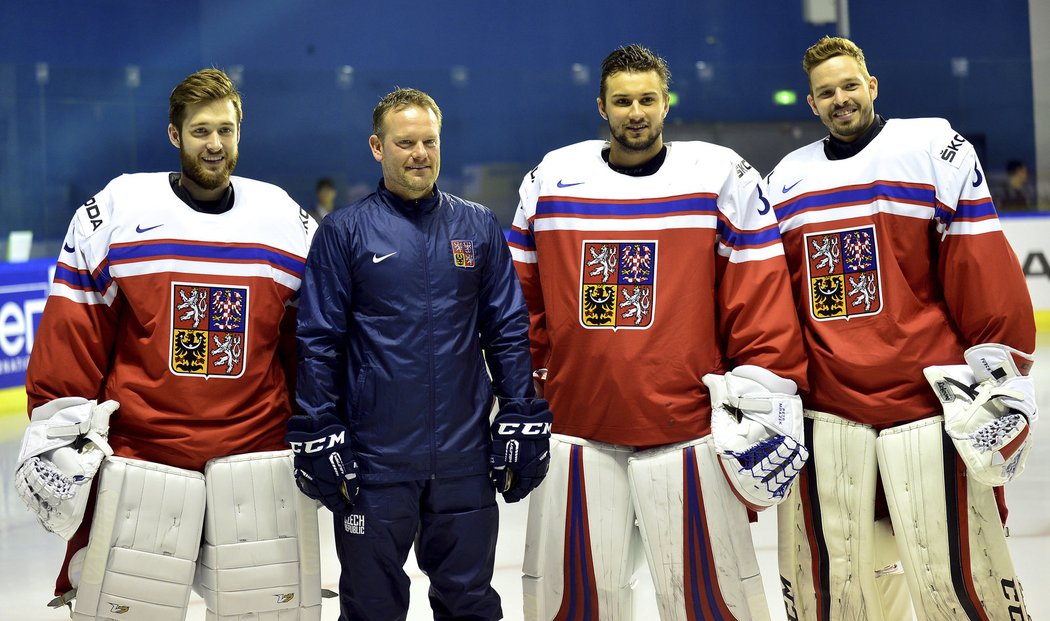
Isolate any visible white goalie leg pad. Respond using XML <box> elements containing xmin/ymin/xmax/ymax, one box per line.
<box><xmin>628</xmin><ymin>436</ymin><xmax>770</xmax><ymax>621</ymax></box>
<box><xmin>522</xmin><ymin>434</ymin><xmax>638</xmax><ymax>620</ymax></box>
<box><xmin>777</xmin><ymin>410</ymin><xmax>909</xmax><ymax>621</ymax></box>
<box><xmin>71</xmin><ymin>456</ymin><xmax>206</xmax><ymax>621</ymax></box>
<box><xmin>877</xmin><ymin>416</ymin><xmax>1030</xmax><ymax>621</ymax></box>
<box><xmin>195</xmin><ymin>450</ymin><xmax>322</xmax><ymax>621</ymax></box>
<box><xmin>870</xmin><ymin>517</ymin><xmax>909</xmax><ymax>619</ymax></box>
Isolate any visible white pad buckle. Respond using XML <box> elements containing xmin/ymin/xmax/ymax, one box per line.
<box><xmin>703</xmin><ymin>366</ymin><xmax>809</xmax><ymax>510</ymax></box>
<box><xmin>924</xmin><ymin>344</ymin><xmax>1036</xmax><ymax>487</ymax></box>
<box><xmin>14</xmin><ymin>398</ymin><xmax>118</xmax><ymax>539</ymax></box>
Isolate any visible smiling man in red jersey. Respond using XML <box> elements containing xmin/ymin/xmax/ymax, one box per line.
<box><xmin>509</xmin><ymin>44</ymin><xmax>810</xmax><ymax>620</ymax></box>
<box><xmin>17</xmin><ymin>68</ymin><xmax>320</xmax><ymax>620</ymax></box>
<box><xmin>768</xmin><ymin>36</ymin><xmax>1037</xmax><ymax>621</ymax></box>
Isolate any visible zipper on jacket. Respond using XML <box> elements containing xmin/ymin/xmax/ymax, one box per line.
<box><xmin>418</xmin><ymin>210</ymin><xmax>439</xmax><ymax>478</ymax></box>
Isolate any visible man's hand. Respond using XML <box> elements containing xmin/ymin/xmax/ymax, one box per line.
<box><xmin>490</xmin><ymin>399</ymin><xmax>553</xmax><ymax>502</ymax></box>
<box><xmin>286</xmin><ymin>414</ymin><xmax>359</xmax><ymax>514</ymax></box>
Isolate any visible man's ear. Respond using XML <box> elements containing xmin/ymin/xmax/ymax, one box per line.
<box><xmin>168</xmin><ymin>124</ymin><xmax>181</xmax><ymax>148</ymax></box>
<box><xmin>369</xmin><ymin>134</ymin><xmax>383</xmax><ymax>162</ymax></box>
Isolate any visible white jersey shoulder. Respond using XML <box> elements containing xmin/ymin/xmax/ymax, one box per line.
<box><xmin>770</xmin><ymin>117</ymin><xmax>974</xmax><ymax>197</ymax></box>
<box><xmin>71</xmin><ymin>172</ymin><xmax>166</xmax><ymax>241</ymax></box>
<box><xmin>528</xmin><ymin>140</ymin><xmax>606</xmax><ymax>186</ymax></box>
<box><xmin>84</xmin><ymin>172</ymin><xmax>306</xmax><ymax>230</ymax></box>
<box><xmin>527</xmin><ymin>140</ymin><xmax>751</xmax><ymax>200</ymax></box>
<box><xmin>667</xmin><ymin>140</ymin><xmax>748</xmax><ymax>171</ymax></box>
<box><xmin>770</xmin><ymin>138</ymin><xmax>825</xmax><ymax>174</ymax></box>
<box><xmin>70</xmin><ymin>172</ymin><xmax>312</xmax><ymax>275</ymax></box>
<box><xmin>774</xmin><ymin>117</ymin><xmax>969</xmax><ymax>166</ymax></box>
<box><xmin>885</xmin><ymin>117</ymin><xmax>974</xmax><ymax>171</ymax></box>
<box><xmin>229</xmin><ymin>175</ymin><xmax>304</xmax><ymax>216</ymax></box>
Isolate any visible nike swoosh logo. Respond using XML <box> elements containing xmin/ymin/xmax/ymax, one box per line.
<box><xmin>372</xmin><ymin>251</ymin><xmax>398</xmax><ymax>263</ymax></box>
<box><xmin>972</xmin><ymin>163</ymin><xmax>983</xmax><ymax>188</ymax></box>
<box><xmin>782</xmin><ymin>179</ymin><xmax>803</xmax><ymax>193</ymax></box>
<box><xmin>63</xmin><ymin>242</ymin><xmax>75</xmax><ymax>253</ymax></box>
<box><xmin>136</xmin><ymin>223</ymin><xmax>164</xmax><ymax>233</ymax></box>
<box><xmin>557</xmin><ymin>180</ymin><xmax>584</xmax><ymax>188</ymax></box>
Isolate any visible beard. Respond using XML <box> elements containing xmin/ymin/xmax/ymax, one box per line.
<box><xmin>180</xmin><ymin>148</ymin><xmax>238</xmax><ymax>190</ymax></box>
<box><xmin>609</xmin><ymin>119</ymin><xmax>663</xmax><ymax>154</ymax></box>
<box><xmin>824</xmin><ymin>105</ymin><xmax>874</xmax><ymax>140</ymax></box>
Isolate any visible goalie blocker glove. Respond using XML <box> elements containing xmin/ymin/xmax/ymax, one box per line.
<box><xmin>702</xmin><ymin>366</ymin><xmax>809</xmax><ymax>511</ymax></box>
<box><xmin>924</xmin><ymin>343</ymin><xmax>1037</xmax><ymax>487</ymax></box>
<box><xmin>490</xmin><ymin>399</ymin><xmax>553</xmax><ymax>503</ymax></box>
<box><xmin>286</xmin><ymin>414</ymin><xmax>359</xmax><ymax>514</ymax></box>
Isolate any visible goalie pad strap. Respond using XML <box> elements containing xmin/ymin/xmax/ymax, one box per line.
<box><xmin>18</xmin><ymin>398</ymin><xmax>117</xmax><ymax>463</ymax></box>
<box><xmin>73</xmin><ymin>456</ymin><xmax>206</xmax><ymax>621</ymax></box>
<box><xmin>629</xmin><ymin>437</ymin><xmax>770</xmax><ymax>621</ymax></box>
<box><xmin>965</xmin><ymin>343</ymin><xmax>1033</xmax><ymax>381</ymax></box>
<box><xmin>195</xmin><ymin>450</ymin><xmax>322</xmax><ymax>620</ymax></box>
<box><xmin>877</xmin><ymin>416</ymin><xmax>1030</xmax><ymax>621</ymax></box>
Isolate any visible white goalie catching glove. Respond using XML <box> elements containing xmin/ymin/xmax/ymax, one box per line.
<box><xmin>13</xmin><ymin>397</ymin><xmax>118</xmax><ymax>539</ymax></box>
<box><xmin>924</xmin><ymin>343</ymin><xmax>1037</xmax><ymax>487</ymax></box>
<box><xmin>702</xmin><ymin>366</ymin><xmax>809</xmax><ymax>510</ymax></box>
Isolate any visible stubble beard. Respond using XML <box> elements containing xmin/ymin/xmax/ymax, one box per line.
<box><xmin>610</xmin><ymin>119</ymin><xmax>663</xmax><ymax>154</ymax></box>
<box><xmin>827</xmin><ymin>105</ymin><xmax>874</xmax><ymax>141</ymax></box>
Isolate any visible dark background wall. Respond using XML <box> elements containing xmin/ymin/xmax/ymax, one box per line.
<box><xmin>0</xmin><ymin>0</ymin><xmax>1034</xmax><ymax>240</ymax></box>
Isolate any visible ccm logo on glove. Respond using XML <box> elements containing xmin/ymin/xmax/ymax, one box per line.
<box><xmin>288</xmin><ymin>430</ymin><xmax>347</xmax><ymax>454</ymax></box>
<box><xmin>494</xmin><ymin>422</ymin><xmax>552</xmax><ymax>436</ymax></box>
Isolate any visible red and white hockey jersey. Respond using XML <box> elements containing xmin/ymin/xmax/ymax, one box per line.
<box><xmin>509</xmin><ymin>141</ymin><xmax>806</xmax><ymax>447</ymax></box>
<box><xmin>26</xmin><ymin>173</ymin><xmax>315</xmax><ymax>471</ymax></box>
<box><xmin>769</xmin><ymin>118</ymin><xmax>1035</xmax><ymax>427</ymax></box>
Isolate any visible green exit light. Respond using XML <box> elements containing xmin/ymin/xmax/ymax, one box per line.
<box><xmin>773</xmin><ymin>89</ymin><xmax>798</xmax><ymax>105</ymax></box>
<box><xmin>668</xmin><ymin>91</ymin><xmax>680</xmax><ymax>107</ymax></box>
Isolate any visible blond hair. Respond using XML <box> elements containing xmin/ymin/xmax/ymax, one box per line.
<box><xmin>168</xmin><ymin>68</ymin><xmax>242</xmax><ymax>131</ymax></box>
<box><xmin>802</xmin><ymin>36</ymin><xmax>870</xmax><ymax>77</ymax></box>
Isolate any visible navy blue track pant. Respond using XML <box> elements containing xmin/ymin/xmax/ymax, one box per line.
<box><xmin>333</xmin><ymin>474</ymin><xmax>502</xmax><ymax>620</ymax></box>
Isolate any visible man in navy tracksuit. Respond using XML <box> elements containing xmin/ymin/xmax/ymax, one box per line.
<box><xmin>287</xmin><ymin>87</ymin><xmax>552</xmax><ymax>621</ymax></box>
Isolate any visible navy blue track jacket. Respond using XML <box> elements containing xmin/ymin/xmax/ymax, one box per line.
<box><xmin>296</xmin><ymin>182</ymin><xmax>534</xmax><ymax>483</ymax></box>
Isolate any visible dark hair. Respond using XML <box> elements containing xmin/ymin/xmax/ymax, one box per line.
<box><xmin>1006</xmin><ymin>160</ymin><xmax>1026</xmax><ymax>175</ymax></box>
<box><xmin>316</xmin><ymin>177</ymin><xmax>335</xmax><ymax>191</ymax></box>
<box><xmin>599</xmin><ymin>44</ymin><xmax>671</xmax><ymax>101</ymax></box>
<box><xmin>371</xmin><ymin>88</ymin><xmax>442</xmax><ymax>139</ymax></box>
<box><xmin>169</xmin><ymin>68</ymin><xmax>242</xmax><ymax>132</ymax></box>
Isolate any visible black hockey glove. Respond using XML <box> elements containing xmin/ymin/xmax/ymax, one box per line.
<box><xmin>490</xmin><ymin>399</ymin><xmax>553</xmax><ymax>503</ymax></box>
<box><xmin>285</xmin><ymin>414</ymin><xmax>359</xmax><ymax>514</ymax></box>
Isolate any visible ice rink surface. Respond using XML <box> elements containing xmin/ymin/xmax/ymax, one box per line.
<box><xmin>2</xmin><ymin>334</ymin><xmax>1048</xmax><ymax>620</ymax></box>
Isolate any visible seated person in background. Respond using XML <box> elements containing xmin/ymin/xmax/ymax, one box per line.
<box><xmin>996</xmin><ymin>159</ymin><xmax>1032</xmax><ymax>211</ymax></box>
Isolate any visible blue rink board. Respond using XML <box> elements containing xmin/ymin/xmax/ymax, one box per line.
<box><xmin>0</xmin><ymin>259</ymin><xmax>52</xmax><ymax>390</ymax></box>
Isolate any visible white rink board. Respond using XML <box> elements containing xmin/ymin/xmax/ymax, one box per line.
<box><xmin>1001</xmin><ymin>214</ymin><xmax>1050</xmax><ymax>310</ymax></box>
